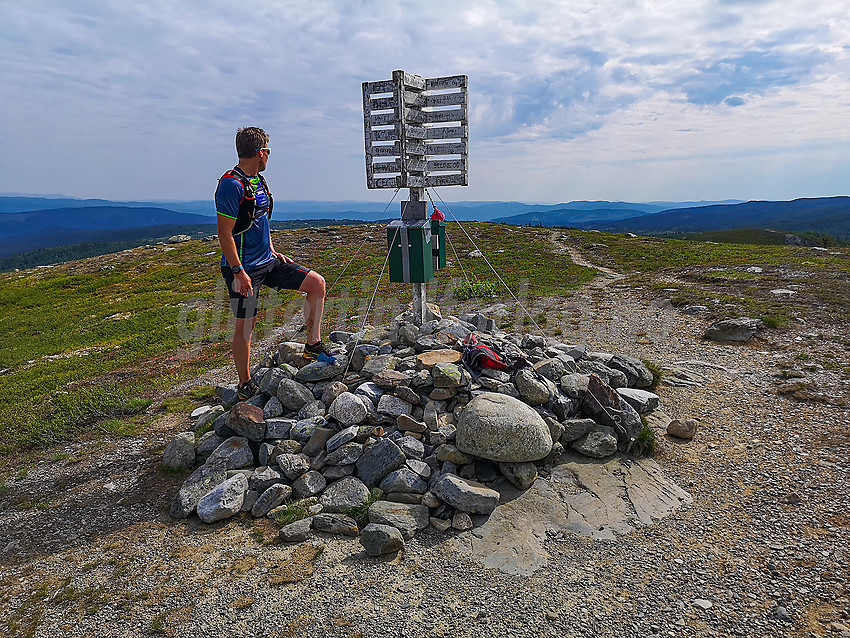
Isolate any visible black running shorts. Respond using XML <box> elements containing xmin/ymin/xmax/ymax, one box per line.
<box><xmin>221</xmin><ymin>258</ymin><xmax>311</xmax><ymax>319</ymax></box>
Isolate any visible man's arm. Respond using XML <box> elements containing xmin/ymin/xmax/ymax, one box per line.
<box><xmin>217</xmin><ymin>215</ymin><xmax>254</xmax><ymax>296</ymax></box>
<box><xmin>216</xmin><ymin>178</ymin><xmax>254</xmax><ymax>297</ymax></box>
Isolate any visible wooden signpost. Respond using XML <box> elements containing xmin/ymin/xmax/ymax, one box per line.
<box><xmin>362</xmin><ymin>70</ymin><xmax>469</xmax><ymax>324</ymax></box>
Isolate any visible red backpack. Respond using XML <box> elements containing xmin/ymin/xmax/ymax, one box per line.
<box><xmin>461</xmin><ymin>333</ymin><xmax>527</xmax><ymax>372</ymax></box>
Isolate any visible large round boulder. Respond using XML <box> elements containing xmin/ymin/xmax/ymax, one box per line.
<box><xmin>455</xmin><ymin>392</ymin><xmax>553</xmax><ymax>462</ymax></box>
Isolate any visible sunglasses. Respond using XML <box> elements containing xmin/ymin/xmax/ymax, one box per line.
<box><xmin>256</xmin><ymin>147</ymin><xmax>271</xmax><ymax>155</ymax></box>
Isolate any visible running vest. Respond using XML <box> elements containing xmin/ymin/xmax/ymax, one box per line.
<box><xmin>217</xmin><ymin>167</ymin><xmax>274</xmax><ymax>236</ymax></box>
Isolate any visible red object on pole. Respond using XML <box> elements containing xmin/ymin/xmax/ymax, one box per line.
<box><xmin>431</xmin><ymin>208</ymin><xmax>445</xmax><ymax>221</ymax></box>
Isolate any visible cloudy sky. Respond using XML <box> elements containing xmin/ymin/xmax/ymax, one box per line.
<box><xmin>1</xmin><ymin>0</ymin><xmax>848</xmax><ymax>203</ymax></box>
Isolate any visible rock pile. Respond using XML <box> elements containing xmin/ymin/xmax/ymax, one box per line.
<box><xmin>165</xmin><ymin>309</ymin><xmax>660</xmax><ymax>555</ymax></box>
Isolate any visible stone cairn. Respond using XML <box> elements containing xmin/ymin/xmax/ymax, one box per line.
<box><xmin>164</xmin><ymin>308</ymin><xmax>660</xmax><ymax>556</ymax></box>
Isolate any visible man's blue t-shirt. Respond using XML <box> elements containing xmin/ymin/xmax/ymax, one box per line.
<box><xmin>216</xmin><ymin>169</ymin><xmax>275</xmax><ymax>271</ymax></box>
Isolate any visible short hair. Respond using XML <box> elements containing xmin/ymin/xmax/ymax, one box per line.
<box><xmin>235</xmin><ymin>127</ymin><xmax>269</xmax><ymax>159</ymax></box>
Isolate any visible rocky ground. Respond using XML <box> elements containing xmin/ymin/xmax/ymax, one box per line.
<box><xmin>0</xmin><ymin>251</ymin><xmax>848</xmax><ymax>638</ymax></box>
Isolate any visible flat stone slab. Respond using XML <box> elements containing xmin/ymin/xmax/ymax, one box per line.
<box><xmin>454</xmin><ymin>451</ymin><xmax>691</xmax><ymax>576</ymax></box>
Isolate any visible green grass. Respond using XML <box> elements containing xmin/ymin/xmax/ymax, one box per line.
<box><xmin>641</xmin><ymin>359</ymin><xmax>663</xmax><ymax>391</ymax></box>
<box><xmin>343</xmin><ymin>488</ymin><xmax>382</xmax><ymax>526</ymax></box>
<box><xmin>0</xmin><ymin>223</ymin><xmax>845</xmax><ymax>456</ymax></box>
<box><xmin>271</xmin><ymin>500</ymin><xmax>314</xmax><ymax>527</ymax></box>
<box><xmin>632</xmin><ymin>420</ymin><xmax>656</xmax><ymax>457</ymax></box>
<box><xmin>453</xmin><ymin>280</ymin><xmax>499</xmax><ymax>301</ymax></box>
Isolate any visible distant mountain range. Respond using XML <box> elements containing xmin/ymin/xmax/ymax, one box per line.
<box><xmin>571</xmin><ymin>197</ymin><xmax>850</xmax><ymax>237</ymax></box>
<box><xmin>0</xmin><ymin>195</ymin><xmax>847</xmax><ymax>261</ymax></box>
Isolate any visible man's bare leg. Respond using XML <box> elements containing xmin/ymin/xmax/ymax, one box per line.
<box><xmin>233</xmin><ymin>315</ymin><xmax>257</xmax><ymax>384</ymax></box>
<box><xmin>299</xmin><ymin>271</ymin><xmax>326</xmax><ymax>344</ymax></box>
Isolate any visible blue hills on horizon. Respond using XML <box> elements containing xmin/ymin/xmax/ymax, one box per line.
<box><xmin>0</xmin><ymin>194</ymin><xmax>847</xmax><ymax>260</ymax></box>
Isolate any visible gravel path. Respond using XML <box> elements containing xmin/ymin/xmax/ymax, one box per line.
<box><xmin>1</xmin><ymin>260</ymin><xmax>847</xmax><ymax>638</ymax></box>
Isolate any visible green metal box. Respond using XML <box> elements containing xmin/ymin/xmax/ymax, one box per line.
<box><xmin>430</xmin><ymin>220</ymin><xmax>446</xmax><ymax>270</ymax></box>
<box><xmin>387</xmin><ymin>220</ymin><xmax>433</xmax><ymax>283</ymax></box>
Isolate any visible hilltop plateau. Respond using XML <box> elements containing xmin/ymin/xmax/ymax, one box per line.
<box><xmin>0</xmin><ymin>224</ymin><xmax>847</xmax><ymax>638</ymax></box>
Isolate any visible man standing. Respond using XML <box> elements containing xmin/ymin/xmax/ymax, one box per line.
<box><xmin>216</xmin><ymin>126</ymin><xmax>330</xmax><ymax>400</ymax></box>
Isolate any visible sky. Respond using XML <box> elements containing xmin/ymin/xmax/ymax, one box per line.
<box><xmin>1</xmin><ymin>0</ymin><xmax>848</xmax><ymax>204</ymax></box>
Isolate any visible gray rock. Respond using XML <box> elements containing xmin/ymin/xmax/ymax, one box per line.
<box><xmin>292</xmin><ymin>470</ymin><xmax>327</xmax><ymax>499</ymax></box>
<box><xmin>379</xmin><ymin>468</ymin><xmax>429</xmax><ymax>494</ymax></box>
<box><xmin>495</xmin><ymin>382</ymin><xmax>521</xmax><ymax>398</ymax></box>
<box><xmin>499</xmin><ymin>461</ymin><xmax>538</xmax><ymax>489</ymax></box>
<box><xmin>581</xmin><ymin>373</ymin><xmax>622</xmax><ymax>423</ymax></box>
<box><xmin>704</xmin><ymin>317</ymin><xmax>763</xmax><ymax>342</ymax></box>
<box><xmin>329</xmin><ymin>392</ymin><xmax>368</xmax><ymax>426</ymax></box>
<box><xmin>532</xmin><ymin>358</ymin><xmax>567</xmax><ymax>382</ymax></box>
<box><xmin>607</xmin><ymin>354</ymin><xmax>654</xmax><ymax>388</ymax></box>
<box><xmin>354</xmin><ymin>381</ymin><xmax>384</xmax><ymax>405</ymax></box>
<box><xmin>162</xmin><ymin>432</ymin><xmax>195</xmax><ymax>470</ymax></box>
<box><xmin>398</xmin><ymin>436</ymin><xmax>425</xmax><ymax>460</ymax></box>
<box><xmin>277</xmin><ymin>453</ymin><xmax>311</xmax><ymax>480</ymax></box>
<box><xmin>329</xmin><ymin>330</ymin><xmax>354</xmax><ymax>343</ymax></box>
<box><xmin>356</xmin><ymin>438</ymin><xmax>406</xmax><ymax>487</ymax></box>
<box><xmin>277</xmin><ymin>341</ymin><xmax>305</xmax><ymax>365</ymax></box>
<box><xmin>290</xmin><ymin>416</ymin><xmax>328</xmax><ymax>443</ymax></box>
<box><xmin>250</xmin><ymin>483</ymin><xmax>292</xmax><ymax>517</ymax></box>
<box><xmin>350</xmin><ymin>344</ymin><xmax>380</xmax><ymax>371</ymax></box>
<box><xmin>668</xmin><ymin>418</ymin><xmax>698</xmax><ymax>439</ymax></box>
<box><xmin>461</xmin><ymin>312</ymin><xmax>497</xmax><ymax>333</ymax></box>
<box><xmin>360</xmin><ymin>523</ymin><xmax>404</xmax><ymax>556</ymax></box>
<box><xmin>319</xmin><ymin>476</ymin><xmax>371</xmax><ymax>513</ymax></box>
<box><xmin>197</xmin><ymin>474</ymin><xmax>248</xmax><ymax>523</ymax></box>
<box><xmin>262</xmin><ymin>396</ymin><xmax>284</xmax><ymax>419</ymax></box>
<box><xmin>432</xmin><ymin>474</ymin><xmax>501</xmax><ymax>514</ymax></box>
<box><xmin>616</xmin><ymin>388</ymin><xmax>660</xmax><ymax>414</ymax></box>
<box><xmin>406</xmin><ymin>459</ymin><xmax>432</xmax><ymax>479</ymax></box>
<box><xmin>295</xmin><ymin>356</ymin><xmax>349</xmax><ymax>383</ymax></box>
<box><xmin>226</xmin><ymin>402</ymin><xmax>266</xmax><ymax>442</ymax></box>
<box><xmin>367</xmin><ymin>500</ymin><xmax>429</xmax><ymax>540</ymax></box>
<box><xmin>302</xmin><ymin>427</ymin><xmax>335</xmax><ymax>456</ymax></box>
<box><xmin>297</xmin><ymin>400</ymin><xmax>326</xmax><ymax>420</ymax></box>
<box><xmin>570</xmin><ymin>425</ymin><xmax>618</xmax><ymax>458</ymax></box>
<box><xmin>452</xmin><ymin>511</ymin><xmax>473</xmax><ymax>531</ymax></box>
<box><xmin>361</xmin><ymin>354</ymin><xmax>397</xmax><ymax>377</ymax></box>
<box><xmin>241</xmin><ymin>489</ymin><xmax>259</xmax><ymax>513</ymax></box>
<box><xmin>325</xmin><ymin>442</ymin><xmax>364</xmax><ymax>466</ymax></box>
<box><xmin>276</xmin><ymin>379</ymin><xmax>314</xmax><ymax>411</ymax></box>
<box><xmin>320</xmin><ymin>380</ymin><xmax>348</xmax><ymax>406</ymax></box>
<box><xmin>436</xmin><ymin>444</ymin><xmax>473</xmax><ymax>465</ymax></box>
<box><xmin>249</xmin><ymin>466</ymin><xmax>284</xmax><ymax>492</ymax></box>
<box><xmin>456</xmin><ymin>392</ymin><xmax>552</xmax><ymax>462</ymax></box>
<box><xmin>514</xmin><ymin>368</ymin><xmax>553</xmax><ymax>405</ymax></box>
<box><xmin>265</xmin><ymin>418</ymin><xmax>294</xmax><ymax>440</ymax></box>
<box><xmin>194</xmin><ymin>405</ymin><xmax>224</xmax><ymax>433</ymax></box>
<box><xmin>312</xmin><ymin>513</ymin><xmax>359</xmax><ymax>536</ymax></box>
<box><xmin>195</xmin><ymin>432</ymin><xmax>225</xmax><ymax>463</ymax></box>
<box><xmin>215</xmin><ymin>384</ymin><xmax>239</xmax><ymax>408</ymax></box>
<box><xmin>397</xmin><ymin>414</ymin><xmax>426</xmax><ymax>433</ymax></box>
<box><xmin>431</xmin><ymin>362</ymin><xmax>468</xmax><ymax>388</ymax></box>
<box><xmin>322</xmin><ymin>463</ymin><xmax>355</xmax><ymax>480</ymax></box>
<box><xmin>578</xmin><ymin>360</ymin><xmax>628</xmax><ymax>388</ymax></box>
<box><xmin>170</xmin><ymin>458</ymin><xmax>228</xmax><ymax>519</ymax></box>
<box><xmin>377</xmin><ymin>394</ymin><xmax>412</xmax><ymax>417</ymax></box>
<box><xmin>560</xmin><ymin>418</ymin><xmax>598</xmax><ymax>443</ymax></box>
<box><xmin>326</xmin><ymin>425</ymin><xmax>360</xmax><ymax>452</ymax></box>
<box><xmin>259</xmin><ymin>367</ymin><xmax>289</xmax><ymax>396</ymax></box>
<box><xmin>207</xmin><ymin>436</ymin><xmax>254</xmax><ymax>470</ymax></box>
<box><xmin>279</xmin><ymin>517</ymin><xmax>313</xmax><ymax>542</ymax></box>
<box><xmin>372</xmin><ymin>369</ymin><xmax>412</xmax><ymax>389</ymax></box>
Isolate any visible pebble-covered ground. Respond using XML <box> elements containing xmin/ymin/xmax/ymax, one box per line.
<box><xmin>0</xmin><ymin>264</ymin><xmax>847</xmax><ymax>638</ymax></box>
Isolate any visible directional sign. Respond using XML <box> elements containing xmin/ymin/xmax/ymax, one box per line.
<box><xmin>363</xmin><ymin>70</ymin><xmax>468</xmax><ymax>189</ymax></box>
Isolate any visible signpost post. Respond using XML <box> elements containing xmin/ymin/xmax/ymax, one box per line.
<box><xmin>362</xmin><ymin>70</ymin><xmax>468</xmax><ymax>324</ymax></box>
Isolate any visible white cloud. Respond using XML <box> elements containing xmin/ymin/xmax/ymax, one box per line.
<box><xmin>0</xmin><ymin>0</ymin><xmax>847</xmax><ymax>201</ymax></box>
